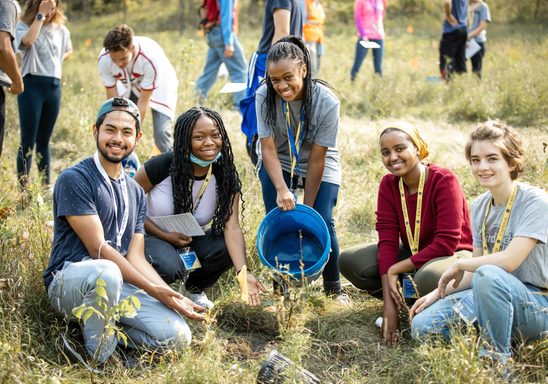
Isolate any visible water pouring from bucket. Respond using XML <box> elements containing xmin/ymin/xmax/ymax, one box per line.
<box><xmin>257</xmin><ymin>204</ymin><xmax>330</xmax><ymax>285</ymax></box>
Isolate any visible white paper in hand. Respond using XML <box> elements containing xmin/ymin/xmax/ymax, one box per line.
<box><xmin>360</xmin><ymin>40</ymin><xmax>381</xmax><ymax>49</ymax></box>
<box><xmin>465</xmin><ymin>39</ymin><xmax>481</xmax><ymax>59</ymax></box>
<box><xmin>219</xmin><ymin>82</ymin><xmax>247</xmax><ymax>94</ymax></box>
<box><xmin>149</xmin><ymin>213</ymin><xmax>205</xmax><ymax>237</ymax></box>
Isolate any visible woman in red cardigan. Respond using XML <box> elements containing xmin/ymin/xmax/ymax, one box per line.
<box><xmin>338</xmin><ymin>121</ymin><xmax>473</xmax><ymax>344</ymax></box>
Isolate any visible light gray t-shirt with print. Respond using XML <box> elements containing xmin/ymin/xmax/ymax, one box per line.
<box><xmin>470</xmin><ymin>2</ymin><xmax>491</xmax><ymax>43</ymax></box>
<box><xmin>15</xmin><ymin>22</ymin><xmax>72</xmax><ymax>79</ymax></box>
<box><xmin>256</xmin><ymin>82</ymin><xmax>342</xmax><ymax>186</ymax></box>
<box><xmin>471</xmin><ymin>183</ymin><xmax>548</xmax><ymax>288</ymax></box>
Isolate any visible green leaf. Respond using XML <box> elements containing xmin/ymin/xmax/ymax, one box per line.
<box><xmin>96</xmin><ymin>285</ymin><xmax>108</xmax><ymax>300</ymax></box>
<box><xmin>83</xmin><ymin>309</ymin><xmax>94</xmax><ymax>323</ymax></box>
<box><xmin>117</xmin><ymin>332</ymin><xmax>128</xmax><ymax>347</ymax></box>
<box><xmin>96</xmin><ymin>278</ymin><xmax>106</xmax><ymax>287</ymax></box>
<box><xmin>130</xmin><ymin>296</ymin><xmax>141</xmax><ymax>311</ymax></box>
<box><xmin>72</xmin><ymin>306</ymin><xmax>85</xmax><ymax>319</ymax></box>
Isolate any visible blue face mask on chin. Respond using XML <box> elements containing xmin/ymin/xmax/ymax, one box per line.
<box><xmin>190</xmin><ymin>152</ymin><xmax>222</xmax><ymax>167</ymax></box>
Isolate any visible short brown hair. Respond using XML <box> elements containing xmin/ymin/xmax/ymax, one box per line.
<box><xmin>103</xmin><ymin>24</ymin><xmax>134</xmax><ymax>52</ymax></box>
<box><xmin>465</xmin><ymin>120</ymin><xmax>525</xmax><ymax>180</ymax></box>
<box><xmin>22</xmin><ymin>0</ymin><xmax>66</xmax><ymax>26</ymax></box>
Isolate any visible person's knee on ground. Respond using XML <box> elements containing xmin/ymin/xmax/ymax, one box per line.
<box><xmin>144</xmin><ymin>236</ymin><xmax>185</xmax><ymax>284</ymax></box>
<box><xmin>338</xmin><ymin>244</ymin><xmax>382</xmax><ymax>298</ymax></box>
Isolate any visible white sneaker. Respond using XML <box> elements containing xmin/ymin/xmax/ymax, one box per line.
<box><xmin>185</xmin><ymin>291</ymin><xmax>214</xmax><ymax>310</ymax></box>
<box><xmin>375</xmin><ymin>316</ymin><xmax>383</xmax><ymax>328</ymax></box>
<box><xmin>334</xmin><ymin>293</ymin><xmax>352</xmax><ymax>307</ymax></box>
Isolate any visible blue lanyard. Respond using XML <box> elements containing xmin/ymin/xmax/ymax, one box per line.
<box><xmin>282</xmin><ymin>100</ymin><xmax>305</xmax><ymax>179</ymax></box>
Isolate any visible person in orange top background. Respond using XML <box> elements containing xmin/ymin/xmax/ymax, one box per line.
<box><xmin>303</xmin><ymin>0</ymin><xmax>326</xmax><ymax>78</ymax></box>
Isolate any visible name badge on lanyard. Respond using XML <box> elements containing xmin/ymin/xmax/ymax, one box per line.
<box><xmin>282</xmin><ymin>100</ymin><xmax>305</xmax><ymax>192</ymax></box>
<box><xmin>93</xmin><ymin>152</ymin><xmax>129</xmax><ymax>251</ymax></box>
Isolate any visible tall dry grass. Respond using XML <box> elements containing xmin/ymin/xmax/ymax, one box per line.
<box><xmin>0</xmin><ymin>2</ymin><xmax>546</xmax><ymax>382</ymax></box>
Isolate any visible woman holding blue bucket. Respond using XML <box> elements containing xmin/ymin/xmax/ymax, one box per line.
<box><xmin>256</xmin><ymin>35</ymin><xmax>347</xmax><ymax>302</ymax></box>
<box><xmin>338</xmin><ymin>122</ymin><xmax>473</xmax><ymax>345</ymax></box>
<box><xmin>134</xmin><ymin>107</ymin><xmax>266</xmax><ymax>309</ymax></box>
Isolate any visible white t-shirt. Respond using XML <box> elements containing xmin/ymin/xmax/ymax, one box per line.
<box><xmin>471</xmin><ymin>182</ymin><xmax>548</xmax><ymax>288</ymax></box>
<box><xmin>144</xmin><ymin>152</ymin><xmax>217</xmax><ymax>227</ymax></box>
<box><xmin>15</xmin><ymin>22</ymin><xmax>72</xmax><ymax>79</ymax></box>
<box><xmin>98</xmin><ymin>36</ymin><xmax>178</xmax><ymax>119</ymax></box>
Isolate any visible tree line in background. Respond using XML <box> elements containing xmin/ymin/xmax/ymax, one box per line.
<box><xmin>50</xmin><ymin>0</ymin><xmax>546</xmax><ymax>27</ymax></box>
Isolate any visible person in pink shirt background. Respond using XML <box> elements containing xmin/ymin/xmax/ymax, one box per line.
<box><xmin>350</xmin><ymin>0</ymin><xmax>386</xmax><ymax>81</ymax></box>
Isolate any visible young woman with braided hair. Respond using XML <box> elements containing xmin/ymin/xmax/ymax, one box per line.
<box><xmin>256</xmin><ymin>35</ymin><xmax>347</xmax><ymax>302</ymax></box>
<box><xmin>134</xmin><ymin>107</ymin><xmax>266</xmax><ymax>309</ymax></box>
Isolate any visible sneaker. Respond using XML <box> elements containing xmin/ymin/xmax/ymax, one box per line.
<box><xmin>185</xmin><ymin>291</ymin><xmax>214</xmax><ymax>310</ymax></box>
<box><xmin>375</xmin><ymin>316</ymin><xmax>384</xmax><ymax>328</ymax></box>
<box><xmin>334</xmin><ymin>293</ymin><xmax>352</xmax><ymax>307</ymax></box>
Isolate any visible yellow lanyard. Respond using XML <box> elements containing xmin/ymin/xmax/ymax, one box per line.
<box><xmin>482</xmin><ymin>183</ymin><xmax>518</xmax><ymax>255</ymax></box>
<box><xmin>285</xmin><ymin>103</ymin><xmax>302</xmax><ymax>180</ymax></box>
<box><xmin>399</xmin><ymin>166</ymin><xmax>426</xmax><ymax>255</ymax></box>
<box><xmin>192</xmin><ymin>165</ymin><xmax>213</xmax><ymax>214</ymax></box>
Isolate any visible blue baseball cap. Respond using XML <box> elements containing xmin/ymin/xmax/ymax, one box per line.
<box><xmin>95</xmin><ymin>97</ymin><xmax>141</xmax><ymax>132</ymax></box>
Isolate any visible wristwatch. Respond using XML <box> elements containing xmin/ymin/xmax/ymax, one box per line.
<box><xmin>36</xmin><ymin>12</ymin><xmax>45</xmax><ymax>21</ymax></box>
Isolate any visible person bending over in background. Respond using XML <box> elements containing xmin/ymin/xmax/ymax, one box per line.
<box><xmin>257</xmin><ymin>36</ymin><xmax>348</xmax><ymax>302</ymax></box>
<box><xmin>338</xmin><ymin>122</ymin><xmax>473</xmax><ymax>345</ymax></box>
<box><xmin>98</xmin><ymin>24</ymin><xmax>177</xmax><ymax>153</ymax></box>
<box><xmin>351</xmin><ymin>0</ymin><xmax>386</xmax><ymax>80</ymax></box>
<box><xmin>134</xmin><ymin>106</ymin><xmax>266</xmax><ymax>310</ymax></box>
<box><xmin>44</xmin><ymin>98</ymin><xmax>204</xmax><ymax>365</ymax></box>
<box><xmin>15</xmin><ymin>0</ymin><xmax>72</xmax><ymax>188</ymax></box>
<box><xmin>411</xmin><ymin>120</ymin><xmax>548</xmax><ymax>371</ymax></box>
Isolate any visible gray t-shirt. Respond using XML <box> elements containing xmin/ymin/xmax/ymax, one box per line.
<box><xmin>470</xmin><ymin>2</ymin><xmax>491</xmax><ymax>43</ymax></box>
<box><xmin>256</xmin><ymin>82</ymin><xmax>341</xmax><ymax>185</ymax></box>
<box><xmin>0</xmin><ymin>0</ymin><xmax>17</xmax><ymax>79</ymax></box>
<box><xmin>472</xmin><ymin>183</ymin><xmax>548</xmax><ymax>288</ymax></box>
<box><xmin>15</xmin><ymin>22</ymin><xmax>72</xmax><ymax>79</ymax></box>
<box><xmin>257</xmin><ymin>0</ymin><xmax>303</xmax><ymax>54</ymax></box>
<box><xmin>0</xmin><ymin>0</ymin><xmax>16</xmax><ymax>42</ymax></box>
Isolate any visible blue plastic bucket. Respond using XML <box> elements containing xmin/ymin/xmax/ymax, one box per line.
<box><xmin>257</xmin><ymin>204</ymin><xmax>330</xmax><ymax>284</ymax></box>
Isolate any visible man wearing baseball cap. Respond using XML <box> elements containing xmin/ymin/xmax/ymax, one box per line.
<box><xmin>44</xmin><ymin>98</ymin><xmax>205</xmax><ymax>366</ymax></box>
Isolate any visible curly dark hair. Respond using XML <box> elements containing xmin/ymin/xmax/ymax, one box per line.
<box><xmin>171</xmin><ymin>107</ymin><xmax>243</xmax><ymax>235</ymax></box>
<box><xmin>262</xmin><ymin>35</ymin><xmax>332</xmax><ymax>140</ymax></box>
<box><xmin>103</xmin><ymin>24</ymin><xmax>133</xmax><ymax>52</ymax></box>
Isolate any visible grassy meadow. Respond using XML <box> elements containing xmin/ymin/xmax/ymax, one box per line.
<box><xmin>0</xmin><ymin>2</ymin><xmax>547</xmax><ymax>383</ymax></box>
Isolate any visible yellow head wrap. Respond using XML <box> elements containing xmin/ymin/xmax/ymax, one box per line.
<box><xmin>381</xmin><ymin>121</ymin><xmax>430</xmax><ymax>160</ymax></box>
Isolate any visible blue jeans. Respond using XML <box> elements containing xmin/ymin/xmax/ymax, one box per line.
<box><xmin>47</xmin><ymin>258</ymin><xmax>191</xmax><ymax>363</ymax></box>
<box><xmin>411</xmin><ymin>265</ymin><xmax>548</xmax><ymax>362</ymax></box>
<box><xmin>17</xmin><ymin>75</ymin><xmax>61</xmax><ymax>185</ymax></box>
<box><xmin>195</xmin><ymin>26</ymin><xmax>247</xmax><ymax>107</ymax></box>
<box><xmin>151</xmin><ymin>109</ymin><xmax>173</xmax><ymax>153</ymax></box>
<box><xmin>350</xmin><ymin>38</ymin><xmax>384</xmax><ymax>80</ymax></box>
<box><xmin>258</xmin><ymin>166</ymin><xmax>341</xmax><ymax>292</ymax></box>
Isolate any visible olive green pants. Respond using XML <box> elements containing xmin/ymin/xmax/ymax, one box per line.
<box><xmin>338</xmin><ymin>242</ymin><xmax>472</xmax><ymax>298</ymax></box>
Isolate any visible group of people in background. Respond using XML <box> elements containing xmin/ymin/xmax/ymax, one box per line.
<box><xmin>0</xmin><ymin>0</ymin><xmax>544</xmax><ymax>376</ymax></box>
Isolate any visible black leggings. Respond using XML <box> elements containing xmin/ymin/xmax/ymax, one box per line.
<box><xmin>17</xmin><ymin>75</ymin><xmax>61</xmax><ymax>185</ymax></box>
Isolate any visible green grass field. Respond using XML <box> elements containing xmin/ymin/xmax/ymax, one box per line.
<box><xmin>0</xmin><ymin>2</ymin><xmax>546</xmax><ymax>383</ymax></box>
